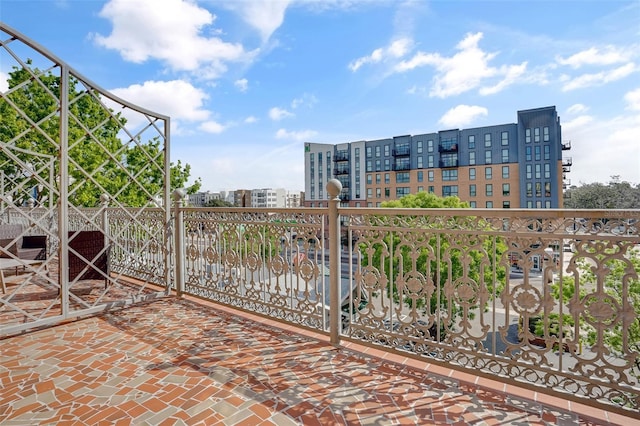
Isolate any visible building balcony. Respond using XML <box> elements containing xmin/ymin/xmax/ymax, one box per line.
<box><xmin>392</xmin><ymin>163</ymin><xmax>411</xmax><ymax>171</ymax></box>
<box><xmin>439</xmin><ymin>159</ymin><xmax>459</xmax><ymax>168</ymax></box>
<box><xmin>392</xmin><ymin>146</ymin><xmax>411</xmax><ymax>156</ymax></box>
<box><xmin>334</xmin><ymin>168</ymin><xmax>350</xmax><ymax>175</ymax></box>
<box><xmin>1</xmin><ymin>205</ymin><xmax>638</xmax><ymax>424</ymax></box>
<box><xmin>334</xmin><ymin>151</ymin><xmax>350</xmax><ymax>162</ymax></box>
<box><xmin>562</xmin><ymin>140</ymin><xmax>572</xmax><ymax>150</ymax></box>
<box><xmin>563</xmin><ymin>157</ymin><xmax>573</xmax><ymax>167</ymax></box>
<box><xmin>438</xmin><ymin>142</ymin><xmax>458</xmax><ymax>152</ymax></box>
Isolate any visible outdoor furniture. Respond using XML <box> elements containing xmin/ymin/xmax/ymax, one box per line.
<box><xmin>68</xmin><ymin>230</ymin><xmax>109</xmax><ymax>286</ymax></box>
<box><xmin>0</xmin><ymin>224</ymin><xmax>48</xmax><ymax>294</ymax></box>
<box><xmin>0</xmin><ymin>258</ymin><xmax>45</xmax><ymax>294</ymax></box>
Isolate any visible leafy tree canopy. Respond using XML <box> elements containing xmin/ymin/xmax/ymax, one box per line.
<box><xmin>0</xmin><ymin>61</ymin><xmax>200</xmax><ymax>207</ymax></box>
<box><xmin>564</xmin><ymin>176</ymin><xmax>640</xmax><ymax>209</ymax></box>
<box><xmin>381</xmin><ymin>191</ymin><xmax>469</xmax><ymax>209</ymax></box>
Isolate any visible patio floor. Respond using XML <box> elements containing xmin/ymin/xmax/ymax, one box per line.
<box><xmin>0</xmin><ymin>295</ymin><xmax>634</xmax><ymax>425</ymax></box>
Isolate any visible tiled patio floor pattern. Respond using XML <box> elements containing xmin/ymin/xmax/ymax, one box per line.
<box><xmin>0</xmin><ymin>296</ymin><xmax>633</xmax><ymax>425</ymax></box>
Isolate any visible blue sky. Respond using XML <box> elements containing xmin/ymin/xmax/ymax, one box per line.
<box><xmin>1</xmin><ymin>0</ymin><xmax>639</xmax><ymax>193</ymax></box>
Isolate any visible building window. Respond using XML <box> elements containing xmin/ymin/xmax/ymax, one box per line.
<box><xmin>366</xmin><ymin>160</ymin><xmax>372</xmax><ymax>172</ymax></box>
<box><xmin>470</xmin><ymin>184</ymin><xmax>476</xmax><ymax>197</ymax></box>
<box><xmin>503</xmin><ymin>183</ymin><xmax>510</xmax><ymax>196</ymax></box>
<box><xmin>502</xmin><ymin>149</ymin><xmax>509</xmax><ymax>163</ymax></box>
<box><xmin>468</xmin><ymin>135</ymin><xmax>475</xmax><ymax>149</ymax></box>
<box><xmin>376</xmin><ymin>174</ymin><xmax>381</xmax><ymax>184</ymax></box>
<box><xmin>527</xmin><ymin>200</ymin><xmax>533</xmax><ymax>208</ymax></box>
<box><xmin>417</xmin><ymin>141</ymin><xmax>423</xmax><ymax>154</ymax></box>
<box><xmin>396</xmin><ymin>172</ymin><xmax>410</xmax><ymax>183</ymax></box>
<box><xmin>385</xmin><ymin>188</ymin><xmax>390</xmax><ymax>197</ymax></box>
<box><xmin>469</xmin><ymin>168</ymin><xmax>476</xmax><ymax>180</ymax></box>
<box><xmin>428</xmin><ymin>186</ymin><xmax>435</xmax><ymax>193</ymax></box>
<box><xmin>396</xmin><ymin>187</ymin><xmax>411</xmax><ymax>197</ymax></box>
<box><xmin>535</xmin><ymin>146</ymin><xmax>541</xmax><ymax>161</ymax></box>
<box><xmin>385</xmin><ymin>173</ymin><xmax>390</xmax><ymax>184</ymax></box>
<box><xmin>485</xmin><ymin>150</ymin><xmax>492</xmax><ymax>164</ymax></box>
<box><xmin>526</xmin><ymin>182</ymin><xmax>533</xmax><ymax>197</ymax></box>
<box><xmin>484</xmin><ymin>133</ymin><xmax>492</xmax><ymax>147</ymax></box>
<box><xmin>375</xmin><ymin>159</ymin><xmax>381</xmax><ymax>171</ymax></box>
<box><xmin>469</xmin><ymin>151</ymin><xmax>476</xmax><ymax>165</ymax></box>
<box><xmin>526</xmin><ymin>164</ymin><xmax>532</xmax><ymax>179</ymax></box>
<box><xmin>486</xmin><ymin>201</ymin><xmax>493</xmax><ymax>208</ymax></box>
<box><xmin>427</xmin><ymin>140</ymin><xmax>434</xmax><ymax>152</ymax></box>
<box><xmin>470</xmin><ymin>201</ymin><xmax>477</xmax><ymax>208</ymax></box>
<box><xmin>384</xmin><ymin>144</ymin><xmax>390</xmax><ymax>156</ymax></box>
<box><xmin>535</xmin><ymin>182</ymin><xmax>542</xmax><ymax>197</ymax></box>
<box><xmin>366</xmin><ymin>174</ymin><xmax>372</xmax><ymax>184</ymax></box>
<box><xmin>427</xmin><ymin>155</ymin><xmax>434</xmax><ymax>168</ymax></box>
<box><xmin>486</xmin><ymin>184</ymin><xmax>493</xmax><ymax>196</ymax></box>
<box><xmin>485</xmin><ymin>167</ymin><xmax>492</xmax><ymax>179</ymax></box>
<box><xmin>428</xmin><ymin>170</ymin><xmax>434</xmax><ymax>181</ymax></box>
<box><xmin>442</xmin><ymin>185</ymin><xmax>458</xmax><ymax>197</ymax></box>
<box><xmin>534</xmin><ymin>127</ymin><xmax>540</xmax><ymax>142</ymax></box>
<box><xmin>535</xmin><ymin>164</ymin><xmax>541</xmax><ymax>179</ymax></box>
<box><xmin>375</xmin><ymin>146</ymin><xmax>381</xmax><ymax>157</ymax></box>
<box><xmin>502</xmin><ymin>166</ymin><xmax>509</xmax><ymax>179</ymax></box>
<box><xmin>525</xmin><ymin>146</ymin><xmax>532</xmax><ymax>161</ymax></box>
<box><xmin>544</xmin><ymin>145</ymin><xmax>550</xmax><ymax>161</ymax></box>
<box><xmin>417</xmin><ymin>171</ymin><xmax>424</xmax><ymax>182</ymax></box>
<box><xmin>367</xmin><ymin>188</ymin><xmax>372</xmax><ymax>198</ymax></box>
<box><xmin>545</xmin><ymin>182</ymin><xmax>551</xmax><ymax>197</ymax></box>
<box><xmin>417</xmin><ymin>186</ymin><xmax>423</xmax><ymax>192</ymax></box>
<box><xmin>536</xmin><ymin>200</ymin><xmax>542</xmax><ymax>208</ymax></box>
<box><xmin>543</xmin><ymin>126</ymin><xmax>549</xmax><ymax>142</ymax></box>
<box><xmin>503</xmin><ymin>201</ymin><xmax>511</xmax><ymax>208</ymax></box>
<box><xmin>501</xmin><ymin>131</ymin><xmax>509</xmax><ymax>146</ymax></box>
<box><xmin>417</xmin><ymin>156</ymin><xmax>423</xmax><ymax>169</ymax></box>
<box><xmin>442</xmin><ymin>169</ymin><xmax>458</xmax><ymax>181</ymax></box>
<box><xmin>376</xmin><ymin>188</ymin><xmax>381</xmax><ymax>198</ymax></box>
<box><xmin>366</xmin><ymin>146</ymin><xmax>372</xmax><ymax>157</ymax></box>
<box><xmin>441</xmin><ymin>153</ymin><xmax>457</xmax><ymax>168</ymax></box>
<box><xmin>544</xmin><ymin>163</ymin><xmax>550</xmax><ymax>179</ymax></box>
<box><xmin>525</xmin><ymin>128</ymin><xmax>531</xmax><ymax>143</ymax></box>
<box><xmin>545</xmin><ymin>200</ymin><xmax>551</xmax><ymax>208</ymax></box>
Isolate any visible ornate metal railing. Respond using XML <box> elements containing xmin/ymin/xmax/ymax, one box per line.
<box><xmin>160</xmin><ymin>194</ymin><xmax>638</xmax><ymax>415</ymax></box>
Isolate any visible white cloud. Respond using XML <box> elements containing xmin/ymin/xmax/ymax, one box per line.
<box><xmin>556</xmin><ymin>46</ymin><xmax>633</xmax><ymax>69</ymax></box>
<box><xmin>275</xmin><ymin>128</ymin><xmax>318</xmax><ymax>141</ymax></box>
<box><xmin>394</xmin><ymin>32</ymin><xmax>526</xmax><ymax>98</ymax></box>
<box><xmin>561</xmin><ymin>63</ymin><xmax>637</xmax><ymax>91</ymax></box>
<box><xmin>479</xmin><ymin>62</ymin><xmax>527</xmax><ymax>95</ymax></box>
<box><xmin>269</xmin><ymin>107</ymin><xmax>294</xmax><ymax>121</ymax></box>
<box><xmin>624</xmin><ymin>88</ymin><xmax>640</xmax><ymax>111</ymax></box>
<box><xmin>234</xmin><ymin>78</ymin><xmax>248</xmax><ymax>92</ymax></box>
<box><xmin>244</xmin><ymin>116</ymin><xmax>257</xmax><ymax>124</ymax></box>
<box><xmin>93</xmin><ymin>0</ymin><xmax>251</xmax><ymax>78</ymax></box>
<box><xmin>0</xmin><ymin>71</ymin><xmax>8</xmax><ymax>92</ymax></box>
<box><xmin>348</xmin><ymin>37</ymin><xmax>413</xmax><ymax>72</ymax></box>
<box><xmin>291</xmin><ymin>93</ymin><xmax>318</xmax><ymax>109</ymax></box>
<box><xmin>199</xmin><ymin>121</ymin><xmax>226</xmax><ymax>134</ymax></box>
<box><xmin>562</xmin><ymin>115</ymin><xmax>594</xmax><ymax>131</ymax></box>
<box><xmin>563</xmin><ymin>114</ymin><xmax>640</xmax><ymax>185</ymax></box>
<box><xmin>223</xmin><ymin>0</ymin><xmax>292</xmax><ymax>42</ymax></box>
<box><xmin>438</xmin><ymin>105</ymin><xmax>488</xmax><ymax>128</ymax></box>
<box><xmin>566</xmin><ymin>104</ymin><xmax>588</xmax><ymax>115</ymax></box>
<box><xmin>110</xmin><ymin>80</ymin><xmax>210</xmax><ymax>121</ymax></box>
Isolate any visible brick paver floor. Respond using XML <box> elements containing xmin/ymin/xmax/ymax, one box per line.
<box><xmin>0</xmin><ymin>296</ymin><xmax>635</xmax><ymax>425</ymax></box>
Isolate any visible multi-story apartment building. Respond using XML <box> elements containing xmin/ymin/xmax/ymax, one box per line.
<box><xmin>251</xmin><ymin>188</ymin><xmax>287</xmax><ymax>208</ymax></box>
<box><xmin>304</xmin><ymin>106</ymin><xmax>571</xmax><ymax>208</ymax></box>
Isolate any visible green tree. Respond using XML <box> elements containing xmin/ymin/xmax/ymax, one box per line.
<box><xmin>361</xmin><ymin>192</ymin><xmax>507</xmax><ymax>338</ymax></box>
<box><xmin>0</xmin><ymin>61</ymin><xmax>200</xmax><ymax>207</ymax></box>
<box><xmin>564</xmin><ymin>177</ymin><xmax>640</xmax><ymax>209</ymax></box>
<box><xmin>205</xmin><ymin>198</ymin><xmax>234</xmax><ymax>207</ymax></box>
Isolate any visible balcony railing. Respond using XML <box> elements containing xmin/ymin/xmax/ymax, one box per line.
<box><xmin>392</xmin><ymin>146</ymin><xmax>411</xmax><ymax>156</ymax></box>
<box><xmin>2</xmin><ymin>201</ymin><xmax>640</xmax><ymax>417</ymax></box>
<box><xmin>334</xmin><ymin>151</ymin><xmax>349</xmax><ymax>162</ymax></box>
